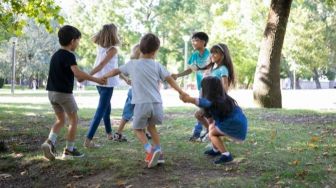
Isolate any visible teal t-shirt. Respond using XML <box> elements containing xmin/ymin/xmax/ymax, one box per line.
<box><xmin>211</xmin><ymin>65</ymin><xmax>229</xmax><ymax>78</ymax></box>
<box><xmin>188</xmin><ymin>48</ymin><xmax>210</xmax><ymax>90</ymax></box>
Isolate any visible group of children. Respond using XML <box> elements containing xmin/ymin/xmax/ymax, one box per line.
<box><xmin>41</xmin><ymin>24</ymin><xmax>248</xmax><ymax>168</ymax></box>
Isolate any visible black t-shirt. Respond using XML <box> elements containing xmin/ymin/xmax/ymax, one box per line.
<box><xmin>46</xmin><ymin>49</ymin><xmax>77</xmax><ymax>93</ymax></box>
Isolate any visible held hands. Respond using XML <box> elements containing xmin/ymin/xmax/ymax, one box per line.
<box><xmin>96</xmin><ymin>77</ymin><xmax>107</xmax><ymax>85</ymax></box>
<box><xmin>179</xmin><ymin>92</ymin><xmax>190</xmax><ymax>103</ymax></box>
<box><xmin>171</xmin><ymin>74</ymin><xmax>178</xmax><ymax>80</ymax></box>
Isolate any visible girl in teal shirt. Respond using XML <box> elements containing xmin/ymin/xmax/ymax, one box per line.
<box><xmin>196</xmin><ymin>43</ymin><xmax>236</xmax><ymax>141</ymax></box>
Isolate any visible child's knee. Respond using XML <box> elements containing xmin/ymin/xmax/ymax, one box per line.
<box><xmin>194</xmin><ymin>110</ymin><xmax>204</xmax><ymax>119</ymax></box>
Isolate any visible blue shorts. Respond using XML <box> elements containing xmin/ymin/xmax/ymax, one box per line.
<box><xmin>121</xmin><ymin>89</ymin><xmax>134</xmax><ymax>121</ymax></box>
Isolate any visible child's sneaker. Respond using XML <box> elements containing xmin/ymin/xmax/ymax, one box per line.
<box><xmin>112</xmin><ymin>133</ymin><xmax>127</xmax><ymax>142</ymax></box>
<box><xmin>84</xmin><ymin>139</ymin><xmax>101</xmax><ymax>148</ymax></box>
<box><xmin>157</xmin><ymin>153</ymin><xmax>165</xmax><ymax>164</ymax></box>
<box><xmin>214</xmin><ymin>154</ymin><xmax>234</xmax><ymax>164</ymax></box>
<box><xmin>41</xmin><ymin>139</ymin><xmax>56</xmax><ymax>161</ymax></box>
<box><xmin>62</xmin><ymin>148</ymin><xmax>84</xmax><ymax>160</ymax></box>
<box><xmin>204</xmin><ymin>149</ymin><xmax>221</xmax><ymax>156</ymax></box>
<box><xmin>144</xmin><ymin>152</ymin><xmax>151</xmax><ymax>163</ymax></box>
<box><xmin>147</xmin><ymin>149</ymin><xmax>161</xmax><ymax>168</ymax></box>
<box><xmin>189</xmin><ymin>135</ymin><xmax>200</xmax><ymax>142</ymax></box>
<box><xmin>200</xmin><ymin>133</ymin><xmax>210</xmax><ymax>142</ymax></box>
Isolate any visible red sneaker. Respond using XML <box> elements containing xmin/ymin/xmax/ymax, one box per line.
<box><xmin>147</xmin><ymin>149</ymin><xmax>160</xmax><ymax>168</ymax></box>
<box><xmin>144</xmin><ymin>152</ymin><xmax>152</xmax><ymax>163</ymax></box>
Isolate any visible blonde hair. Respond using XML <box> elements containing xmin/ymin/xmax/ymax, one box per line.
<box><xmin>93</xmin><ymin>23</ymin><xmax>120</xmax><ymax>48</ymax></box>
<box><xmin>130</xmin><ymin>44</ymin><xmax>140</xmax><ymax>59</ymax></box>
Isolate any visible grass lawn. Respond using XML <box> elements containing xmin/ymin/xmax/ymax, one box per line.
<box><xmin>0</xmin><ymin>92</ymin><xmax>335</xmax><ymax>187</ymax></box>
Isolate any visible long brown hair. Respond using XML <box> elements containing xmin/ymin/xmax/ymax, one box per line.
<box><xmin>93</xmin><ymin>23</ymin><xmax>120</xmax><ymax>48</ymax></box>
<box><xmin>201</xmin><ymin>76</ymin><xmax>237</xmax><ymax>116</ymax></box>
<box><xmin>198</xmin><ymin>43</ymin><xmax>236</xmax><ymax>87</ymax></box>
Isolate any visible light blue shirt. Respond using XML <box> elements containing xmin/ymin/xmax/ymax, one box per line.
<box><xmin>211</xmin><ymin>65</ymin><xmax>229</xmax><ymax>78</ymax></box>
<box><xmin>119</xmin><ymin>59</ymin><xmax>170</xmax><ymax>104</ymax></box>
<box><xmin>188</xmin><ymin>49</ymin><xmax>210</xmax><ymax>90</ymax></box>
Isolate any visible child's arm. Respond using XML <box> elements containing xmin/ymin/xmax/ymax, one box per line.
<box><xmin>165</xmin><ymin>75</ymin><xmax>187</xmax><ymax>95</ymax></box>
<box><xmin>90</xmin><ymin>48</ymin><xmax>117</xmax><ymax>75</ymax></box>
<box><xmin>103</xmin><ymin>68</ymin><xmax>121</xmax><ymax>79</ymax></box>
<box><xmin>119</xmin><ymin>73</ymin><xmax>131</xmax><ymax>85</ymax></box>
<box><xmin>71</xmin><ymin>65</ymin><xmax>106</xmax><ymax>85</ymax></box>
<box><xmin>171</xmin><ymin>68</ymin><xmax>192</xmax><ymax>80</ymax></box>
<box><xmin>179</xmin><ymin>93</ymin><xmax>197</xmax><ymax>105</ymax></box>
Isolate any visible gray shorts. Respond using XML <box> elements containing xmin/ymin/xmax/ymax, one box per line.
<box><xmin>132</xmin><ymin>103</ymin><xmax>163</xmax><ymax>129</ymax></box>
<box><xmin>48</xmin><ymin>91</ymin><xmax>78</xmax><ymax>114</ymax></box>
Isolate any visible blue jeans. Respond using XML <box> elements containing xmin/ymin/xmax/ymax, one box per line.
<box><xmin>121</xmin><ymin>89</ymin><xmax>134</xmax><ymax>121</ymax></box>
<box><xmin>86</xmin><ymin>86</ymin><xmax>114</xmax><ymax>139</ymax></box>
<box><xmin>193</xmin><ymin>121</ymin><xmax>203</xmax><ymax>137</ymax></box>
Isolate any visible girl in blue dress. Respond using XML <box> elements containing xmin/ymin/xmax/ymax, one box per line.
<box><xmin>195</xmin><ymin>43</ymin><xmax>236</xmax><ymax>142</ymax></box>
<box><xmin>180</xmin><ymin>76</ymin><xmax>247</xmax><ymax>164</ymax></box>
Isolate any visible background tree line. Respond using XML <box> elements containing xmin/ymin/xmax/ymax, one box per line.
<box><xmin>0</xmin><ymin>0</ymin><xmax>335</xmax><ymax>105</ymax></box>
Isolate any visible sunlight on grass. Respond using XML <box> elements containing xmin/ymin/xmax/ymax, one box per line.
<box><xmin>0</xmin><ymin>98</ymin><xmax>335</xmax><ymax>187</ymax></box>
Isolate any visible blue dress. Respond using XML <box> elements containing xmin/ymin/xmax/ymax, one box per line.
<box><xmin>197</xmin><ymin>98</ymin><xmax>248</xmax><ymax>141</ymax></box>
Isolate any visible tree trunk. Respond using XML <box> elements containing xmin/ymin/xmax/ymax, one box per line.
<box><xmin>253</xmin><ymin>0</ymin><xmax>292</xmax><ymax>108</ymax></box>
<box><xmin>294</xmin><ymin>76</ymin><xmax>301</xmax><ymax>89</ymax></box>
<box><xmin>312</xmin><ymin>68</ymin><xmax>321</xmax><ymax>89</ymax></box>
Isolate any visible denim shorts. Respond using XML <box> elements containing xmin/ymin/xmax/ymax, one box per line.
<box><xmin>121</xmin><ymin>89</ymin><xmax>134</xmax><ymax>121</ymax></box>
<box><xmin>132</xmin><ymin>103</ymin><xmax>163</xmax><ymax>129</ymax></box>
<box><xmin>48</xmin><ymin>91</ymin><xmax>78</xmax><ymax>113</ymax></box>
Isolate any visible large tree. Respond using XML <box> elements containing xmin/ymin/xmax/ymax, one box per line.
<box><xmin>253</xmin><ymin>0</ymin><xmax>293</xmax><ymax>108</ymax></box>
<box><xmin>0</xmin><ymin>0</ymin><xmax>63</xmax><ymax>40</ymax></box>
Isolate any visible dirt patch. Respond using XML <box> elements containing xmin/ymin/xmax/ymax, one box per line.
<box><xmin>258</xmin><ymin>113</ymin><xmax>336</xmax><ymax>125</ymax></box>
<box><xmin>71</xmin><ymin>158</ymin><xmax>252</xmax><ymax>188</ymax></box>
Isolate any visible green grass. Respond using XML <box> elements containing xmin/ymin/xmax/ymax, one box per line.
<box><xmin>0</xmin><ymin>96</ymin><xmax>335</xmax><ymax>187</ymax></box>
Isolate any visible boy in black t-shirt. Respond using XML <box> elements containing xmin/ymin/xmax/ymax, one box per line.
<box><xmin>41</xmin><ymin>25</ymin><xmax>106</xmax><ymax>160</ymax></box>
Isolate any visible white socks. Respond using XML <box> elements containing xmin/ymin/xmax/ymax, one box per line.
<box><xmin>222</xmin><ymin>152</ymin><xmax>230</xmax><ymax>156</ymax></box>
<box><xmin>48</xmin><ymin>132</ymin><xmax>58</xmax><ymax>145</ymax></box>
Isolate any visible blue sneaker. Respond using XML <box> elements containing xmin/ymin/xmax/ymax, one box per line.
<box><xmin>214</xmin><ymin>154</ymin><xmax>234</xmax><ymax>164</ymax></box>
<box><xmin>204</xmin><ymin>149</ymin><xmax>221</xmax><ymax>156</ymax></box>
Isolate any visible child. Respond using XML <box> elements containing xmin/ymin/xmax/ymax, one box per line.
<box><xmin>171</xmin><ymin>32</ymin><xmax>210</xmax><ymax>141</ymax></box>
<box><xmin>84</xmin><ymin>23</ymin><xmax>120</xmax><ymax>148</ymax></box>
<box><xmin>41</xmin><ymin>25</ymin><xmax>106</xmax><ymax>160</ymax></box>
<box><xmin>180</xmin><ymin>76</ymin><xmax>247</xmax><ymax>164</ymax></box>
<box><xmin>194</xmin><ymin>43</ymin><xmax>236</xmax><ymax>142</ymax></box>
<box><xmin>103</xmin><ymin>33</ymin><xmax>187</xmax><ymax>168</ymax></box>
<box><xmin>114</xmin><ymin>44</ymin><xmax>152</xmax><ymax>142</ymax></box>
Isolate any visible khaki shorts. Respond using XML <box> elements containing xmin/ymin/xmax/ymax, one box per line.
<box><xmin>132</xmin><ymin>103</ymin><xmax>163</xmax><ymax>129</ymax></box>
<box><xmin>48</xmin><ymin>91</ymin><xmax>78</xmax><ymax>114</ymax></box>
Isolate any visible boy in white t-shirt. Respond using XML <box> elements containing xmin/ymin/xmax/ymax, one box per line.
<box><xmin>103</xmin><ymin>33</ymin><xmax>186</xmax><ymax>168</ymax></box>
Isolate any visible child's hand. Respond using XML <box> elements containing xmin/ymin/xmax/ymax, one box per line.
<box><xmin>171</xmin><ymin>74</ymin><xmax>178</xmax><ymax>80</ymax></box>
<box><xmin>179</xmin><ymin>92</ymin><xmax>189</xmax><ymax>103</ymax></box>
<box><xmin>77</xmin><ymin>78</ymin><xmax>84</xmax><ymax>83</ymax></box>
<box><xmin>125</xmin><ymin>79</ymin><xmax>132</xmax><ymax>85</ymax></box>
<box><xmin>97</xmin><ymin>77</ymin><xmax>106</xmax><ymax>85</ymax></box>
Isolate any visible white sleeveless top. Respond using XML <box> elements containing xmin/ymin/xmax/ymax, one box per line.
<box><xmin>92</xmin><ymin>46</ymin><xmax>119</xmax><ymax>87</ymax></box>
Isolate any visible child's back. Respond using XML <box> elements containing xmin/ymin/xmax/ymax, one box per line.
<box><xmin>120</xmin><ymin>58</ymin><xmax>169</xmax><ymax>104</ymax></box>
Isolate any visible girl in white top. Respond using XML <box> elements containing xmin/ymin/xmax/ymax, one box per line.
<box><xmin>84</xmin><ymin>23</ymin><xmax>120</xmax><ymax>148</ymax></box>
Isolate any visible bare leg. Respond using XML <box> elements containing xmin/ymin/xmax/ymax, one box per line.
<box><xmin>66</xmin><ymin>112</ymin><xmax>78</xmax><ymax>142</ymax></box>
<box><xmin>195</xmin><ymin>109</ymin><xmax>209</xmax><ymax>130</ymax></box>
<box><xmin>117</xmin><ymin>119</ymin><xmax>128</xmax><ymax>133</ymax></box>
<box><xmin>51</xmin><ymin>111</ymin><xmax>66</xmax><ymax>134</ymax></box>
<box><xmin>209</xmin><ymin>124</ymin><xmax>227</xmax><ymax>153</ymax></box>
<box><xmin>134</xmin><ymin>129</ymin><xmax>147</xmax><ymax>145</ymax></box>
<box><xmin>147</xmin><ymin>125</ymin><xmax>159</xmax><ymax>146</ymax></box>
